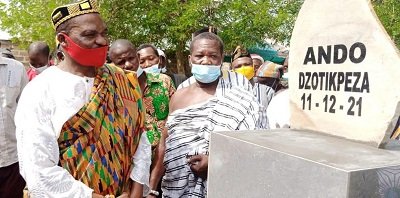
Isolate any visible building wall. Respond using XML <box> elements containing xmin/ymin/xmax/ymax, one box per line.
<box><xmin>1</xmin><ymin>39</ymin><xmax>29</xmax><ymax>67</ymax></box>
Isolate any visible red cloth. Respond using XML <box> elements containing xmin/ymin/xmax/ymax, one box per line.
<box><xmin>26</xmin><ymin>68</ymin><xmax>38</xmax><ymax>81</ymax></box>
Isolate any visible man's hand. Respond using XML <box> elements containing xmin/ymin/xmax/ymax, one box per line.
<box><xmin>188</xmin><ymin>154</ymin><xmax>208</xmax><ymax>180</ymax></box>
<box><xmin>117</xmin><ymin>192</ymin><xmax>129</xmax><ymax>198</ymax></box>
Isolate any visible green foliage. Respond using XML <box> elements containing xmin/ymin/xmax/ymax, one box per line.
<box><xmin>0</xmin><ymin>0</ymin><xmax>301</xmax><ymax>72</ymax></box>
<box><xmin>372</xmin><ymin>0</ymin><xmax>400</xmax><ymax>48</ymax></box>
<box><xmin>100</xmin><ymin>0</ymin><xmax>301</xmax><ymax>52</ymax></box>
<box><xmin>0</xmin><ymin>0</ymin><xmax>71</xmax><ymax>50</ymax></box>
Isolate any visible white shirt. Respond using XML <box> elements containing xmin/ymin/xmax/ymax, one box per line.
<box><xmin>15</xmin><ymin>66</ymin><xmax>151</xmax><ymax>197</ymax></box>
<box><xmin>267</xmin><ymin>89</ymin><xmax>290</xmax><ymax>129</ymax></box>
<box><xmin>0</xmin><ymin>57</ymin><xmax>28</xmax><ymax>167</ymax></box>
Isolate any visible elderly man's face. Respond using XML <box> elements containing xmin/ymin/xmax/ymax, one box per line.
<box><xmin>138</xmin><ymin>47</ymin><xmax>159</xmax><ymax>68</ymax></box>
<box><xmin>110</xmin><ymin>46</ymin><xmax>139</xmax><ymax>71</ymax></box>
<box><xmin>65</xmin><ymin>13</ymin><xmax>108</xmax><ymax>49</ymax></box>
<box><xmin>189</xmin><ymin>39</ymin><xmax>222</xmax><ymax>66</ymax></box>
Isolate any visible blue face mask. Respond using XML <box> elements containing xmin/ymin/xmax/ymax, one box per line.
<box><xmin>136</xmin><ymin>66</ymin><xmax>144</xmax><ymax>77</ymax></box>
<box><xmin>143</xmin><ymin>64</ymin><xmax>160</xmax><ymax>73</ymax></box>
<box><xmin>191</xmin><ymin>63</ymin><xmax>221</xmax><ymax>83</ymax></box>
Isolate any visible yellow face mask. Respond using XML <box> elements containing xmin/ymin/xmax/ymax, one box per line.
<box><xmin>234</xmin><ymin>65</ymin><xmax>255</xmax><ymax>80</ymax></box>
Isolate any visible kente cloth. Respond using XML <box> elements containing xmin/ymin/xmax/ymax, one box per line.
<box><xmin>58</xmin><ymin>64</ymin><xmax>145</xmax><ymax>196</ymax></box>
<box><xmin>143</xmin><ymin>73</ymin><xmax>175</xmax><ymax>148</ymax></box>
<box><xmin>178</xmin><ymin>70</ymin><xmax>269</xmax><ymax>129</ymax></box>
<box><xmin>162</xmin><ymin>86</ymin><xmax>260</xmax><ymax>198</ymax></box>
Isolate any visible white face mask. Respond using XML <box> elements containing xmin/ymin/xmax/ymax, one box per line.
<box><xmin>143</xmin><ymin>64</ymin><xmax>161</xmax><ymax>73</ymax></box>
<box><xmin>136</xmin><ymin>66</ymin><xmax>144</xmax><ymax>77</ymax></box>
<box><xmin>30</xmin><ymin>64</ymin><xmax>48</xmax><ymax>74</ymax></box>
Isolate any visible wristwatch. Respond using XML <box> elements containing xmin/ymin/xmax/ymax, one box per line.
<box><xmin>149</xmin><ymin>189</ymin><xmax>160</xmax><ymax>196</ymax></box>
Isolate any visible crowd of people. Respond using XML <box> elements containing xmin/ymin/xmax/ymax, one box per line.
<box><xmin>0</xmin><ymin>0</ymin><xmax>290</xmax><ymax>197</ymax></box>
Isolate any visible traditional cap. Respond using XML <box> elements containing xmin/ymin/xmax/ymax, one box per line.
<box><xmin>251</xmin><ymin>54</ymin><xmax>264</xmax><ymax>63</ymax></box>
<box><xmin>256</xmin><ymin>61</ymin><xmax>283</xmax><ymax>78</ymax></box>
<box><xmin>231</xmin><ymin>45</ymin><xmax>251</xmax><ymax>62</ymax></box>
<box><xmin>51</xmin><ymin>0</ymin><xmax>99</xmax><ymax>30</ymax></box>
<box><xmin>157</xmin><ymin>49</ymin><xmax>166</xmax><ymax>58</ymax></box>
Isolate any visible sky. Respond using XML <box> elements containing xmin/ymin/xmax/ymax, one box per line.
<box><xmin>0</xmin><ymin>0</ymin><xmax>11</xmax><ymax>40</ymax></box>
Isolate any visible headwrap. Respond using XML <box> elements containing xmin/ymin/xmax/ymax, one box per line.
<box><xmin>231</xmin><ymin>46</ymin><xmax>251</xmax><ymax>62</ymax></box>
<box><xmin>51</xmin><ymin>0</ymin><xmax>99</xmax><ymax>30</ymax></box>
<box><xmin>251</xmin><ymin>54</ymin><xmax>264</xmax><ymax>63</ymax></box>
<box><xmin>256</xmin><ymin>61</ymin><xmax>283</xmax><ymax>78</ymax></box>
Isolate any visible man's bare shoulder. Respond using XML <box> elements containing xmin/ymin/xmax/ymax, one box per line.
<box><xmin>169</xmin><ymin>84</ymin><xmax>195</xmax><ymax>113</ymax></box>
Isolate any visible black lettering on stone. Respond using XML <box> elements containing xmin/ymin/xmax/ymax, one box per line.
<box><xmin>349</xmin><ymin>42</ymin><xmax>366</xmax><ymax>64</ymax></box>
<box><xmin>345</xmin><ymin>72</ymin><xmax>353</xmax><ymax>92</ymax></box>
<box><xmin>304</xmin><ymin>47</ymin><xmax>316</xmax><ymax>65</ymax></box>
<box><xmin>318</xmin><ymin>72</ymin><xmax>326</xmax><ymax>90</ymax></box>
<box><xmin>311</xmin><ymin>72</ymin><xmax>319</xmax><ymax>90</ymax></box>
<box><xmin>318</xmin><ymin>45</ymin><xmax>331</xmax><ymax>64</ymax></box>
<box><xmin>329</xmin><ymin>72</ymin><xmax>337</xmax><ymax>91</ymax></box>
<box><xmin>299</xmin><ymin>72</ymin><xmax>305</xmax><ymax>89</ymax></box>
<box><xmin>305</xmin><ymin>72</ymin><xmax>311</xmax><ymax>89</ymax></box>
<box><xmin>337</xmin><ymin>72</ymin><xmax>345</xmax><ymax>91</ymax></box>
<box><xmin>334</xmin><ymin>44</ymin><xmax>347</xmax><ymax>64</ymax></box>
<box><xmin>325</xmin><ymin>72</ymin><xmax>329</xmax><ymax>90</ymax></box>
<box><xmin>353</xmin><ymin>72</ymin><xmax>361</xmax><ymax>92</ymax></box>
<box><xmin>361</xmin><ymin>72</ymin><xmax>370</xmax><ymax>93</ymax></box>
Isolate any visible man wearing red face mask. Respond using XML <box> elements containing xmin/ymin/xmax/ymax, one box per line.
<box><xmin>14</xmin><ymin>0</ymin><xmax>150</xmax><ymax>198</ymax></box>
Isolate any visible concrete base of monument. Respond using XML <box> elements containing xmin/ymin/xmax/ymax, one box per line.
<box><xmin>208</xmin><ymin>129</ymin><xmax>400</xmax><ymax>198</ymax></box>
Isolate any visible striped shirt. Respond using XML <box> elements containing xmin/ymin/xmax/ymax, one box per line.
<box><xmin>178</xmin><ymin>71</ymin><xmax>271</xmax><ymax>128</ymax></box>
<box><xmin>162</xmin><ymin>86</ymin><xmax>260</xmax><ymax>198</ymax></box>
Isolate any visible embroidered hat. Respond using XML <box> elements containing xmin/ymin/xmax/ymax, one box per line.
<box><xmin>51</xmin><ymin>0</ymin><xmax>99</xmax><ymax>30</ymax></box>
<box><xmin>256</xmin><ymin>61</ymin><xmax>283</xmax><ymax>78</ymax></box>
<box><xmin>231</xmin><ymin>46</ymin><xmax>251</xmax><ymax>62</ymax></box>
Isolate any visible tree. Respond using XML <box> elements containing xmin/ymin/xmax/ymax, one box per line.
<box><xmin>0</xmin><ymin>0</ymin><xmax>301</xmax><ymax>74</ymax></box>
<box><xmin>0</xmin><ymin>0</ymin><xmax>71</xmax><ymax>51</ymax></box>
<box><xmin>371</xmin><ymin>0</ymin><xmax>400</xmax><ymax>48</ymax></box>
<box><xmin>102</xmin><ymin>0</ymin><xmax>302</xmax><ymax>74</ymax></box>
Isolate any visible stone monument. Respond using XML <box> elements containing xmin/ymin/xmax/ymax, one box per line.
<box><xmin>208</xmin><ymin>0</ymin><xmax>400</xmax><ymax>197</ymax></box>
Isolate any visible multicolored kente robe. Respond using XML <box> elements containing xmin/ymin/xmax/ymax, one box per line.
<box><xmin>58</xmin><ymin>64</ymin><xmax>145</xmax><ymax>196</ymax></box>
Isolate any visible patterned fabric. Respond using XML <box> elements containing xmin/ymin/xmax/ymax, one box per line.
<box><xmin>143</xmin><ymin>73</ymin><xmax>175</xmax><ymax>147</ymax></box>
<box><xmin>256</xmin><ymin>62</ymin><xmax>282</xmax><ymax>78</ymax></box>
<box><xmin>178</xmin><ymin>71</ymin><xmax>269</xmax><ymax>129</ymax></box>
<box><xmin>253</xmin><ymin>82</ymin><xmax>274</xmax><ymax>126</ymax></box>
<box><xmin>162</xmin><ymin>86</ymin><xmax>260</xmax><ymax>198</ymax></box>
<box><xmin>51</xmin><ymin>0</ymin><xmax>99</xmax><ymax>29</ymax></box>
<box><xmin>58</xmin><ymin>64</ymin><xmax>145</xmax><ymax>196</ymax></box>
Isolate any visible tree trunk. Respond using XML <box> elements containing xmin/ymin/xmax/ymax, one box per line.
<box><xmin>175</xmin><ymin>42</ymin><xmax>186</xmax><ymax>74</ymax></box>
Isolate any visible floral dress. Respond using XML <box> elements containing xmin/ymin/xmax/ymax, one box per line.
<box><xmin>143</xmin><ymin>73</ymin><xmax>175</xmax><ymax>151</ymax></box>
